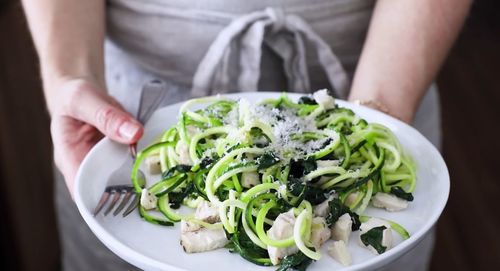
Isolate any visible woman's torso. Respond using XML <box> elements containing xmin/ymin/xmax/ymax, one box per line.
<box><xmin>106</xmin><ymin>0</ymin><xmax>375</xmax><ymax>93</ymax></box>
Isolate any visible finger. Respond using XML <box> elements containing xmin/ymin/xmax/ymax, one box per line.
<box><xmin>64</xmin><ymin>80</ymin><xmax>143</xmax><ymax>144</ymax></box>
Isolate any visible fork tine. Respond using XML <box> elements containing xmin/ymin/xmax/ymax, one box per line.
<box><xmin>104</xmin><ymin>190</ymin><xmax>121</xmax><ymax>216</ymax></box>
<box><xmin>93</xmin><ymin>190</ymin><xmax>111</xmax><ymax>216</ymax></box>
<box><xmin>113</xmin><ymin>190</ymin><xmax>133</xmax><ymax>216</ymax></box>
<box><xmin>123</xmin><ymin>193</ymin><xmax>140</xmax><ymax>217</ymax></box>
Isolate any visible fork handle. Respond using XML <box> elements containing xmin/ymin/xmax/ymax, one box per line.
<box><xmin>129</xmin><ymin>143</ymin><xmax>138</xmax><ymax>160</ymax></box>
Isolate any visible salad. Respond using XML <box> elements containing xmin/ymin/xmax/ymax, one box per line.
<box><xmin>131</xmin><ymin>89</ymin><xmax>416</xmax><ymax>270</ymax></box>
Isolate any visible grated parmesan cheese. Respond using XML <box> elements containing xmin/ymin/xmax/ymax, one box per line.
<box><xmin>220</xmin><ymin>96</ymin><xmax>338</xmax><ymax>161</ymax></box>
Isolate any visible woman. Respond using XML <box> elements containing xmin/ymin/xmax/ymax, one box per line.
<box><xmin>22</xmin><ymin>0</ymin><xmax>471</xmax><ymax>270</ymax></box>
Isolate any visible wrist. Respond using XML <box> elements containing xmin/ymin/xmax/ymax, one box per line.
<box><xmin>41</xmin><ymin>71</ymin><xmax>105</xmax><ymax>116</ymax></box>
<box><xmin>352</xmin><ymin>99</ymin><xmax>390</xmax><ymax>116</ymax></box>
<box><xmin>41</xmin><ymin>59</ymin><xmax>104</xmax><ymax>87</ymax></box>
<box><xmin>348</xmin><ymin>90</ymin><xmax>415</xmax><ymax>123</ymax></box>
<box><xmin>39</xmin><ymin>44</ymin><xmax>105</xmax><ymax>95</ymax></box>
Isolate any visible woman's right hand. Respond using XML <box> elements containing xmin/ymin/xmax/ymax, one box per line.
<box><xmin>49</xmin><ymin>78</ymin><xmax>144</xmax><ymax>197</ymax></box>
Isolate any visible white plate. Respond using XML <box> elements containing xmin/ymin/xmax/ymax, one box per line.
<box><xmin>75</xmin><ymin>92</ymin><xmax>449</xmax><ymax>271</ymax></box>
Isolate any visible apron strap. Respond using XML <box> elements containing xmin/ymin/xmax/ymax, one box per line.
<box><xmin>191</xmin><ymin>7</ymin><xmax>349</xmax><ymax>98</ymax></box>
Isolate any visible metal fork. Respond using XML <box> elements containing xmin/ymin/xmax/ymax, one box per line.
<box><xmin>93</xmin><ymin>80</ymin><xmax>169</xmax><ymax>217</ymax></box>
<box><xmin>93</xmin><ymin>144</ymin><xmax>146</xmax><ymax>217</ymax></box>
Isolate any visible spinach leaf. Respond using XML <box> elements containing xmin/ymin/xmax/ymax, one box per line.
<box><xmin>168</xmin><ymin>182</ymin><xmax>195</xmax><ymax>209</ymax></box>
<box><xmin>298</xmin><ymin>96</ymin><xmax>317</xmax><ymax>105</ymax></box>
<box><xmin>286</xmin><ymin>176</ymin><xmax>329</xmax><ymax>206</ymax></box>
<box><xmin>390</xmin><ymin>186</ymin><xmax>414</xmax><ymax>201</ymax></box>
<box><xmin>289</xmin><ymin>158</ymin><xmax>317</xmax><ymax>178</ymax></box>
<box><xmin>276</xmin><ymin>251</ymin><xmax>313</xmax><ymax>271</ymax></box>
<box><xmin>217</xmin><ymin>186</ymin><xmax>230</xmax><ymax>201</ymax></box>
<box><xmin>304</xmin><ymin>186</ymin><xmax>329</xmax><ymax>206</ymax></box>
<box><xmin>325</xmin><ymin>198</ymin><xmax>344</xmax><ymax>226</ymax></box>
<box><xmin>226</xmin><ymin>226</ymin><xmax>273</xmax><ymax>266</ymax></box>
<box><xmin>256</xmin><ymin>152</ymin><xmax>280</xmax><ymax>170</ymax></box>
<box><xmin>325</xmin><ymin>198</ymin><xmax>361</xmax><ymax>230</ymax></box>
<box><xmin>267</xmin><ymin>196</ymin><xmax>303</xmax><ymax>221</ymax></box>
<box><xmin>349</xmin><ymin>212</ymin><xmax>361</xmax><ymax>231</ymax></box>
<box><xmin>360</xmin><ymin>226</ymin><xmax>388</xmax><ymax>254</ymax></box>
<box><xmin>275</xmin><ymin>198</ymin><xmax>294</xmax><ymax>213</ymax></box>
<box><xmin>287</xmin><ymin>176</ymin><xmax>306</xmax><ymax>197</ymax></box>
<box><xmin>302</xmin><ymin>159</ymin><xmax>317</xmax><ymax>175</ymax></box>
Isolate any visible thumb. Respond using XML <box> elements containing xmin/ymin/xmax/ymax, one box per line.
<box><xmin>93</xmin><ymin>105</ymin><xmax>143</xmax><ymax>144</ymax></box>
<box><xmin>67</xmin><ymin>81</ymin><xmax>143</xmax><ymax>144</ymax></box>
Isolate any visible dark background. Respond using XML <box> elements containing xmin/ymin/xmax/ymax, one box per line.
<box><xmin>1</xmin><ymin>0</ymin><xmax>499</xmax><ymax>270</ymax></box>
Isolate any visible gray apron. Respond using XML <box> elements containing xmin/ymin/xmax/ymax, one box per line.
<box><xmin>56</xmin><ymin>0</ymin><xmax>440</xmax><ymax>270</ymax></box>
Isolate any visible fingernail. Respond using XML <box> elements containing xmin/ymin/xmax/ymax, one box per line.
<box><xmin>119</xmin><ymin>122</ymin><xmax>140</xmax><ymax>140</ymax></box>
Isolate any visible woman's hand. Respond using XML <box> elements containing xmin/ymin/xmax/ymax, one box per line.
<box><xmin>21</xmin><ymin>0</ymin><xmax>137</xmax><ymax>196</ymax></box>
<box><xmin>50</xmin><ymin>78</ymin><xmax>143</xmax><ymax>196</ymax></box>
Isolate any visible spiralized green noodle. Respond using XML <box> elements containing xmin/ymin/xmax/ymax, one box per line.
<box><xmin>131</xmin><ymin>91</ymin><xmax>417</xmax><ymax>269</ymax></box>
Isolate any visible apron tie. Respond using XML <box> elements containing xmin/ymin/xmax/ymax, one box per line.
<box><xmin>191</xmin><ymin>7</ymin><xmax>349</xmax><ymax>98</ymax></box>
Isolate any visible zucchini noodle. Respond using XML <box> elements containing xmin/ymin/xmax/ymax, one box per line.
<box><xmin>131</xmin><ymin>91</ymin><xmax>417</xmax><ymax>269</ymax></box>
<box><xmin>294</xmin><ymin>210</ymin><xmax>321</xmax><ymax>260</ymax></box>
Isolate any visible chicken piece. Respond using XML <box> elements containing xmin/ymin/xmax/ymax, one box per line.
<box><xmin>175</xmin><ymin>140</ymin><xmax>193</xmax><ymax>165</ymax></box>
<box><xmin>241</xmin><ymin>171</ymin><xmax>260</xmax><ymax>188</ymax></box>
<box><xmin>331</xmin><ymin>213</ymin><xmax>352</xmax><ymax>243</ymax></box>
<box><xmin>313</xmin><ymin>89</ymin><xmax>335</xmax><ymax>109</ymax></box>
<box><xmin>180</xmin><ymin>228</ymin><xmax>229</xmax><ymax>253</ymax></box>
<box><xmin>140</xmin><ymin>189</ymin><xmax>157</xmax><ymax>210</ymax></box>
<box><xmin>145</xmin><ymin>153</ymin><xmax>162</xmax><ymax>175</ymax></box>
<box><xmin>181</xmin><ymin>220</ymin><xmax>201</xmax><ymax>233</ymax></box>
<box><xmin>180</xmin><ymin>201</ymin><xmax>228</xmax><ymax>253</ymax></box>
<box><xmin>310</xmin><ymin>217</ymin><xmax>331</xmax><ymax>249</ymax></box>
<box><xmin>360</xmin><ymin>218</ymin><xmax>391</xmax><ymax>230</ymax></box>
<box><xmin>267</xmin><ymin>210</ymin><xmax>299</xmax><ymax>265</ymax></box>
<box><xmin>314</xmin><ymin>199</ymin><xmax>330</xmax><ymax>218</ymax></box>
<box><xmin>372</xmin><ymin>192</ymin><xmax>408</xmax><ymax>212</ymax></box>
<box><xmin>358</xmin><ymin>218</ymin><xmax>393</xmax><ymax>254</ymax></box>
<box><xmin>328</xmin><ymin>240</ymin><xmax>352</xmax><ymax>266</ymax></box>
<box><xmin>313</xmin><ymin>195</ymin><xmax>336</xmax><ymax>218</ymax></box>
<box><xmin>195</xmin><ymin>201</ymin><xmax>220</xmax><ymax>223</ymax></box>
<box><xmin>379</xmin><ymin>229</ymin><xmax>393</xmax><ymax>251</ymax></box>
